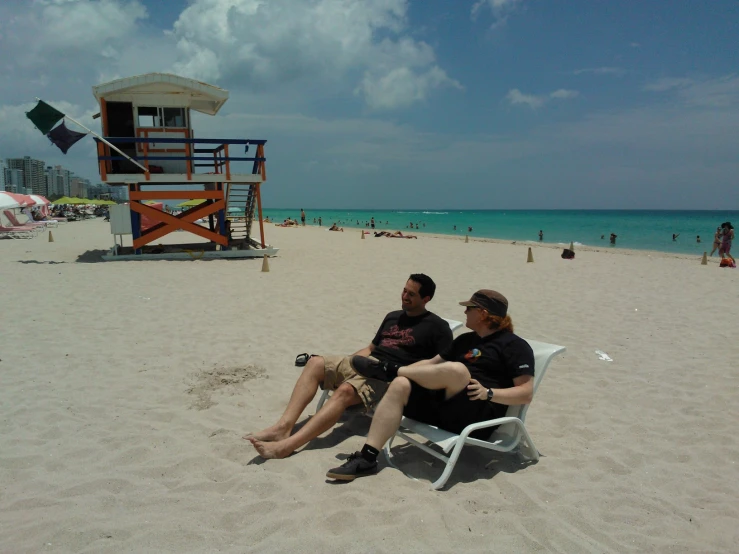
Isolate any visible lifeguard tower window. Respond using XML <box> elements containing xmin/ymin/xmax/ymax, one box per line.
<box><xmin>137</xmin><ymin>107</ymin><xmax>187</xmax><ymax>129</ymax></box>
<box><xmin>137</xmin><ymin>106</ymin><xmax>160</xmax><ymax>128</ymax></box>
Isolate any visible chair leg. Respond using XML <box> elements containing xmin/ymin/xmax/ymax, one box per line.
<box><xmin>515</xmin><ymin>422</ymin><xmax>540</xmax><ymax>462</ymax></box>
<box><xmin>430</xmin><ymin>440</ymin><xmax>466</xmax><ymax>490</ymax></box>
<box><xmin>383</xmin><ymin>435</ymin><xmax>399</xmax><ymax>469</ymax></box>
<box><xmin>316</xmin><ymin>389</ymin><xmax>329</xmax><ymax>412</ymax></box>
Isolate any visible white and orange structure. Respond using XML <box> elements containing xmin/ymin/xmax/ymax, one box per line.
<box><xmin>92</xmin><ymin>73</ymin><xmax>275</xmax><ymax>258</ymax></box>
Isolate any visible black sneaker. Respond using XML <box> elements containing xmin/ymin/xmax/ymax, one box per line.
<box><xmin>326</xmin><ymin>452</ymin><xmax>378</xmax><ymax>481</ymax></box>
<box><xmin>351</xmin><ymin>356</ymin><xmax>400</xmax><ymax>382</ymax></box>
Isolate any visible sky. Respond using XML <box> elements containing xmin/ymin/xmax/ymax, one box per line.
<box><xmin>0</xmin><ymin>0</ymin><xmax>737</xmax><ymax>210</ymax></box>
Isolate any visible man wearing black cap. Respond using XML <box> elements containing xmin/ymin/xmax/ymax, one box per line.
<box><xmin>327</xmin><ymin>289</ymin><xmax>535</xmax><ymax>481</ymax></box>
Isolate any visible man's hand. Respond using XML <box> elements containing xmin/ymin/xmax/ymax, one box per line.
<box><xmin>466</xmin><ymin>379</ymin><xmax>488</xmax><ymax>401</ymax></box>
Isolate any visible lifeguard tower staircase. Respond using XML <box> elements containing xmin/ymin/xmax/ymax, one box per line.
<box><xmin>92</xmin><ymin>73</ymin><xmax>276</xmax><ymax>259</ymax></box>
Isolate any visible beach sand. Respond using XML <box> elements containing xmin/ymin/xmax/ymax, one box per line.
<box><xmin>1</xmin><ymin>220</ymin><xmax>737</xmax><ymax>553</ymax></box>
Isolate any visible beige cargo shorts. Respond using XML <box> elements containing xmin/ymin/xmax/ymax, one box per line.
<box><xmin>320</xmin><ymin>354</ymin><xmax>389</xmax><ymax>411</ymax></box>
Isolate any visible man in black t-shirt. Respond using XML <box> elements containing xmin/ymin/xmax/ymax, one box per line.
<box><xmin>327</xmin><ymin>289</ymin><xmax>535</xmax><ymax>481</ymax></box>
<box><xmin>246</xmin><ymin>274</ymin><xmax>452</xmax><ymax>459</ymax></box>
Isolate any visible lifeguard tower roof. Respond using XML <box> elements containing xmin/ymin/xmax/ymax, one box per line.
<box><xmin>92</xmin><ymin>73</ymin><xmax>229</xmax><ymax>115</ymax></box>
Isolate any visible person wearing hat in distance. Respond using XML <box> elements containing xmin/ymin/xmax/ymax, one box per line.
<box><xmin>326</xmin><ymin>289</ymin><xmax>535</xmax><ymax>481</ymax></box>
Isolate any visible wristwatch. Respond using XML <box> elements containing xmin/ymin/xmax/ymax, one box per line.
<box><xmin>486</xmin><ymin>388</ymin><xmax>494</xmax><ymax>400</ymax></box>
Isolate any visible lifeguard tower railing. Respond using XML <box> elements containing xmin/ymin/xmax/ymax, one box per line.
<box><xmin>94</xmin><ymin>136</ymin><xmax>267</xmax><ymax>253</ymax></box>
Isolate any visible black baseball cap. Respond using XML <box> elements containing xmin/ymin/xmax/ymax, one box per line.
<box><xmin>459</xmin><ymin>289</ymin><xmax>508</xmax><ymax>318</ymax></box>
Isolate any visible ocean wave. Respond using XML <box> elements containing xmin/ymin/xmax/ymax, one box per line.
<box><xmin>422</xmin><ymin>211</ymin><xmax>448</xmax><ymax>215</ymax></box>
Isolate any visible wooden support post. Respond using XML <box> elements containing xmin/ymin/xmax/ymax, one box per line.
<box><xmin>255</xmin><ymin>183</ymin><xmax>266</xmax><ymax>249</ymax></box>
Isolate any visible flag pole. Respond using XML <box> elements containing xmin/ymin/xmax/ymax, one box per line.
<box><xmin>35</xmin><ymin>98</ymin><xmax>149</xmax><ymax>173</ymax></box>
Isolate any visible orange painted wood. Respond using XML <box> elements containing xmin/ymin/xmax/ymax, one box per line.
<box><xmin>131</xmin><ymin>200</ymin><xmax>227</xmax><ymax>248</ymax></box>
<box><xmin>256</xmin><ymin>183</ymin><xmax>266</xmax><ymax>248</ymax></box>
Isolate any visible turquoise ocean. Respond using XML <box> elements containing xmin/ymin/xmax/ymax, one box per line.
<box><xmin>259</xmin><ymin>209</ymin><xmax>737</xmax><ymax>256</ymax></box>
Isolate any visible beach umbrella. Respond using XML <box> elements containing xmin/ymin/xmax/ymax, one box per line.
<box><xmin>0</xmin><ymin>192</ymin><xmax>21</xmax><ymax>209</ymax></box>
<box><xmin>30</xmin><ymin>195</ymin><xmax>50</xmax><ymax>206</ymax></box>
<box><xmin>177</xmin><ymin>199</ymin><xmax>207</xmax><ymax>208</ymax></box>
<box><xmin>4</xmin><ymin>192</ymin><xmax>36</xmax><ymax>206</ymax></box>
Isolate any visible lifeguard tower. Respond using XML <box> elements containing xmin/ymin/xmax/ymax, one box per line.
<box><xmin>92</xmin><ymin>73</ymin><xmax>276</xmax><ymax>259</ymax></box>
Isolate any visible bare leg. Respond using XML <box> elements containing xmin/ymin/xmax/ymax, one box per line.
<box><xmin>365</xmin><ymin>377</ymin><xmax>412</xmax><ymax>450</ymax></box>
<box><xmin>397</xmin><ymin>361</ymin><xmax>470</xmax><ymax>399</ymax></box>
<box><xmin>249</xmin><ymin>383</ymin><xmax>361</xmax><ymax>459</ymax></box>
<box><xmin>244</xmin><ymin>356</ymin><xmax>326</xmax><ymax>441</ymax></box>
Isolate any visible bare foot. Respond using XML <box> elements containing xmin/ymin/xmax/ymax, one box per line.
<box><xmin>248</xmin><ymin>437</ymin><xmax>294</xmax><ymax>459</ymax></box>
<box><xmin>242</xmin><ymin>423</ymin><xmax>291</xmax><ymax>442</ymax></box>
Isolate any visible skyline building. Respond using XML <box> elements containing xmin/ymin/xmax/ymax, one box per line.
<box><xmin>6</xmin><ymin>156</ymin><xmax>46</xmax><ymax>195</ymax></box>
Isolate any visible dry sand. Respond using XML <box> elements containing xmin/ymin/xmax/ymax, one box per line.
<box><xmin>1</xmin><ymin>220</ymin><xmax>737</xmax><ymax>553</ymax></box>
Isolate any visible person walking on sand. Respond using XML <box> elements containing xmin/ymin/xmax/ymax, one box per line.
<box><xmin>300</xmin><ymin>209</ymin><xmax>306</xmax><ymax>226</ymax></box>
<box><xmin>710</xmin><ymin>227</ymin><xmax>722</xmax><ymax>256</ymax></box>
<box><xmin>719</xmin><ymin>222</ymin><xmax>734</xmax><ymax>260</ymax></box>
<box><xmin>245</xmin><ymin>274</ymin><xmax>452</xmax><ymax>459</ymax></box>
<box><xmin>326</xmin><ymin>289</ymin><xmax>534</xmax><ymax>482</ymax></box>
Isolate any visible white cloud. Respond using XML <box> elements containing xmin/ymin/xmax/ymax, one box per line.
<box><xmin>506</xmin><ymin>88</ymin><xmax>579</xmax><ymax>108</ymax></box>
<box><xmin>643</xmin><ymin>77</ymin><xmax>695</xmax><ymax>92</ymax></box>
<box><xmin>471</xmin><ymin>0</ymin><xmax>523</xmax><ymax>27</ymax></box>
<box><xmin>644</xmin><ymin>74</ymin><xmax>739</xmax><ymax>108</ymax></box>
<box><xmin>573</xmin><ymin>67</ymin><xmax>626</xmax><ymax>76</ymax></box>
<box><xmin>549</xmin><ymin>89</ymin><xmax>579</xmax><ymax>99</ymax></box>
<box><xmin>170</xmin><ymin>0</ymin><xmax>459</xmax><ymax>110</ymax></box>
<box><xmin>506</xmin><ymin>89</ymin><xmax>545</xmax><ymax>109</ymax></box>
<box><xmin>4</xmin><ymin>0</ymin><xmax>148</xmax><ymax>56</ymax></box>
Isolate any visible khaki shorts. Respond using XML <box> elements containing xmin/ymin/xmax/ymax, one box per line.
<box><xmin>320</xmin><ymin>354</ymin><xmax>388</xmax><ymax>411</ymax></box>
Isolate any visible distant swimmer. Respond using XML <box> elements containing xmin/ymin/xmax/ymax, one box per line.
<box><xmin>672</xmin><ymin>233</ymin><xmax>680</xmax><ymax>241</ymax></box>
<box><xmin>538</xmin><ymin>230</ymin><xmax>543</xmax><ymax>241</ymax></box>
<box><xmin>370</xmin><ymin>217</ymin><xmax>375</xmax><ymax>229</ymax></box>
<box><xmin>468</xmin><ymin>226</ymin><xmax>473</xmax><ymax>233</ymax></box>
<box><xmin>610</xmin><ymin>233</ymin><xmax>617</xmax><ymax>245</ymax></box>
<box><xmin>453</xmin><ymin>225</ymin><xmax>457</xmax><ymax>231</ymax></box>
<box><xmin>601</xmin><ymin>235</ymin><xmax>605</xmax><ymax>240</ymax></box>
<box><xmin>696</xmin><ymin>235</ymin><xmax>701</xmax><ymax>243</ymax></box>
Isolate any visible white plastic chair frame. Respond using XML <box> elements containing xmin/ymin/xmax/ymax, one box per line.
<box><xmin>315</xmin><ymin>318</ymin><xmax>464</xmax><ymax>411</ymax></box>
<box><xmin>383</xmin><ymin>339</ymin><xmax>565</xmax><ymax>490</ymax></box>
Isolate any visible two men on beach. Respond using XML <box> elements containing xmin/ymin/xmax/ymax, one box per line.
<box><xmin>245</xmin><ymin>274</ymin><xmax>452</xmax><ymax>459</ymax></box>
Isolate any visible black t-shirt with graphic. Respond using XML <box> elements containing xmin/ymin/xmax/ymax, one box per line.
<box><xmin>440</xmin><ymin>330</ymin><xmax>535</xmax><ymax>390</ymax></box>
<box><xmin>371</xmin><ymin>310</ymin><xmax>453</xmax><ymax>366</ymax></box>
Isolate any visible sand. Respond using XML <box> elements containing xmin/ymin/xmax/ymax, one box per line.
<box><xmin>1</xmin><ymin>220</ymin><xmax>737</xmax><ymax>553</ymax></box>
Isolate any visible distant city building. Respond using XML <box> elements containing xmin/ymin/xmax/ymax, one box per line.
<box><xmin>46</xmin><ymin>165</ymin><xmax>72</xmax><ymax>197</ymax></box>
<box><xmin>4</xmin><ymin>167</ymin><xmax>24</xmax><ymax>193</ymax></box>
<box><xmin>6</xmin><ymin>156</ymin><xmax>46</xmax><ymax>195</ymax></box>
<box><xmin>70</xmin><ymin>175</ymin><xmax>91</xmax><ymax>198</ymax></box>
<box><xmin>0</xmin><ymin>159</ymin><xmax>7</xmax><ymax>191</ymax></box>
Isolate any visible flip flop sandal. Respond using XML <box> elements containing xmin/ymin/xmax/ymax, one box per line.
<box><xmin>295</xmin><ymin>353</ymin><xmax>313</xmax><ymax>367</ymax></box>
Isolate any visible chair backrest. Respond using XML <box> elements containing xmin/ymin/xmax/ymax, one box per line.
<box><xmin>3</xmin><ymin>210</ymin><xmax>23</xmax><ymax>226</ymax></box>
<box><xmin>503</xmin><ymin>340</ymin><xmax>566</xmax><ymax>423</ymax></box>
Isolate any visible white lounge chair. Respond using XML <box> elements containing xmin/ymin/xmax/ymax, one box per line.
<box><xmin>315</xmin><ymin>318</ymin><xmax>464</xmax><ymax>411</ymax></box>
<box><xmin>383</xmin><ymin>339</ymin><xmax>565</xmax><ymax>490</ymax></box>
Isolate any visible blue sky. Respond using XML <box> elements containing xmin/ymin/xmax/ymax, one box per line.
<box><xmin>0</xmin><ymin>0</ymin><xmax>737</xmax><ymax>209</ymax></box>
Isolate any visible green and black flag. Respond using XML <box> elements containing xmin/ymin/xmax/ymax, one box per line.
<box><xmin>26</xmin><ymin>100</ymin><xmax>89</xmax><ymax>155</ymax></box>
<box><xmin>26</xmin><ymin>100</ymin><xmax>65</xmax><ymax>134</ymax></box>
